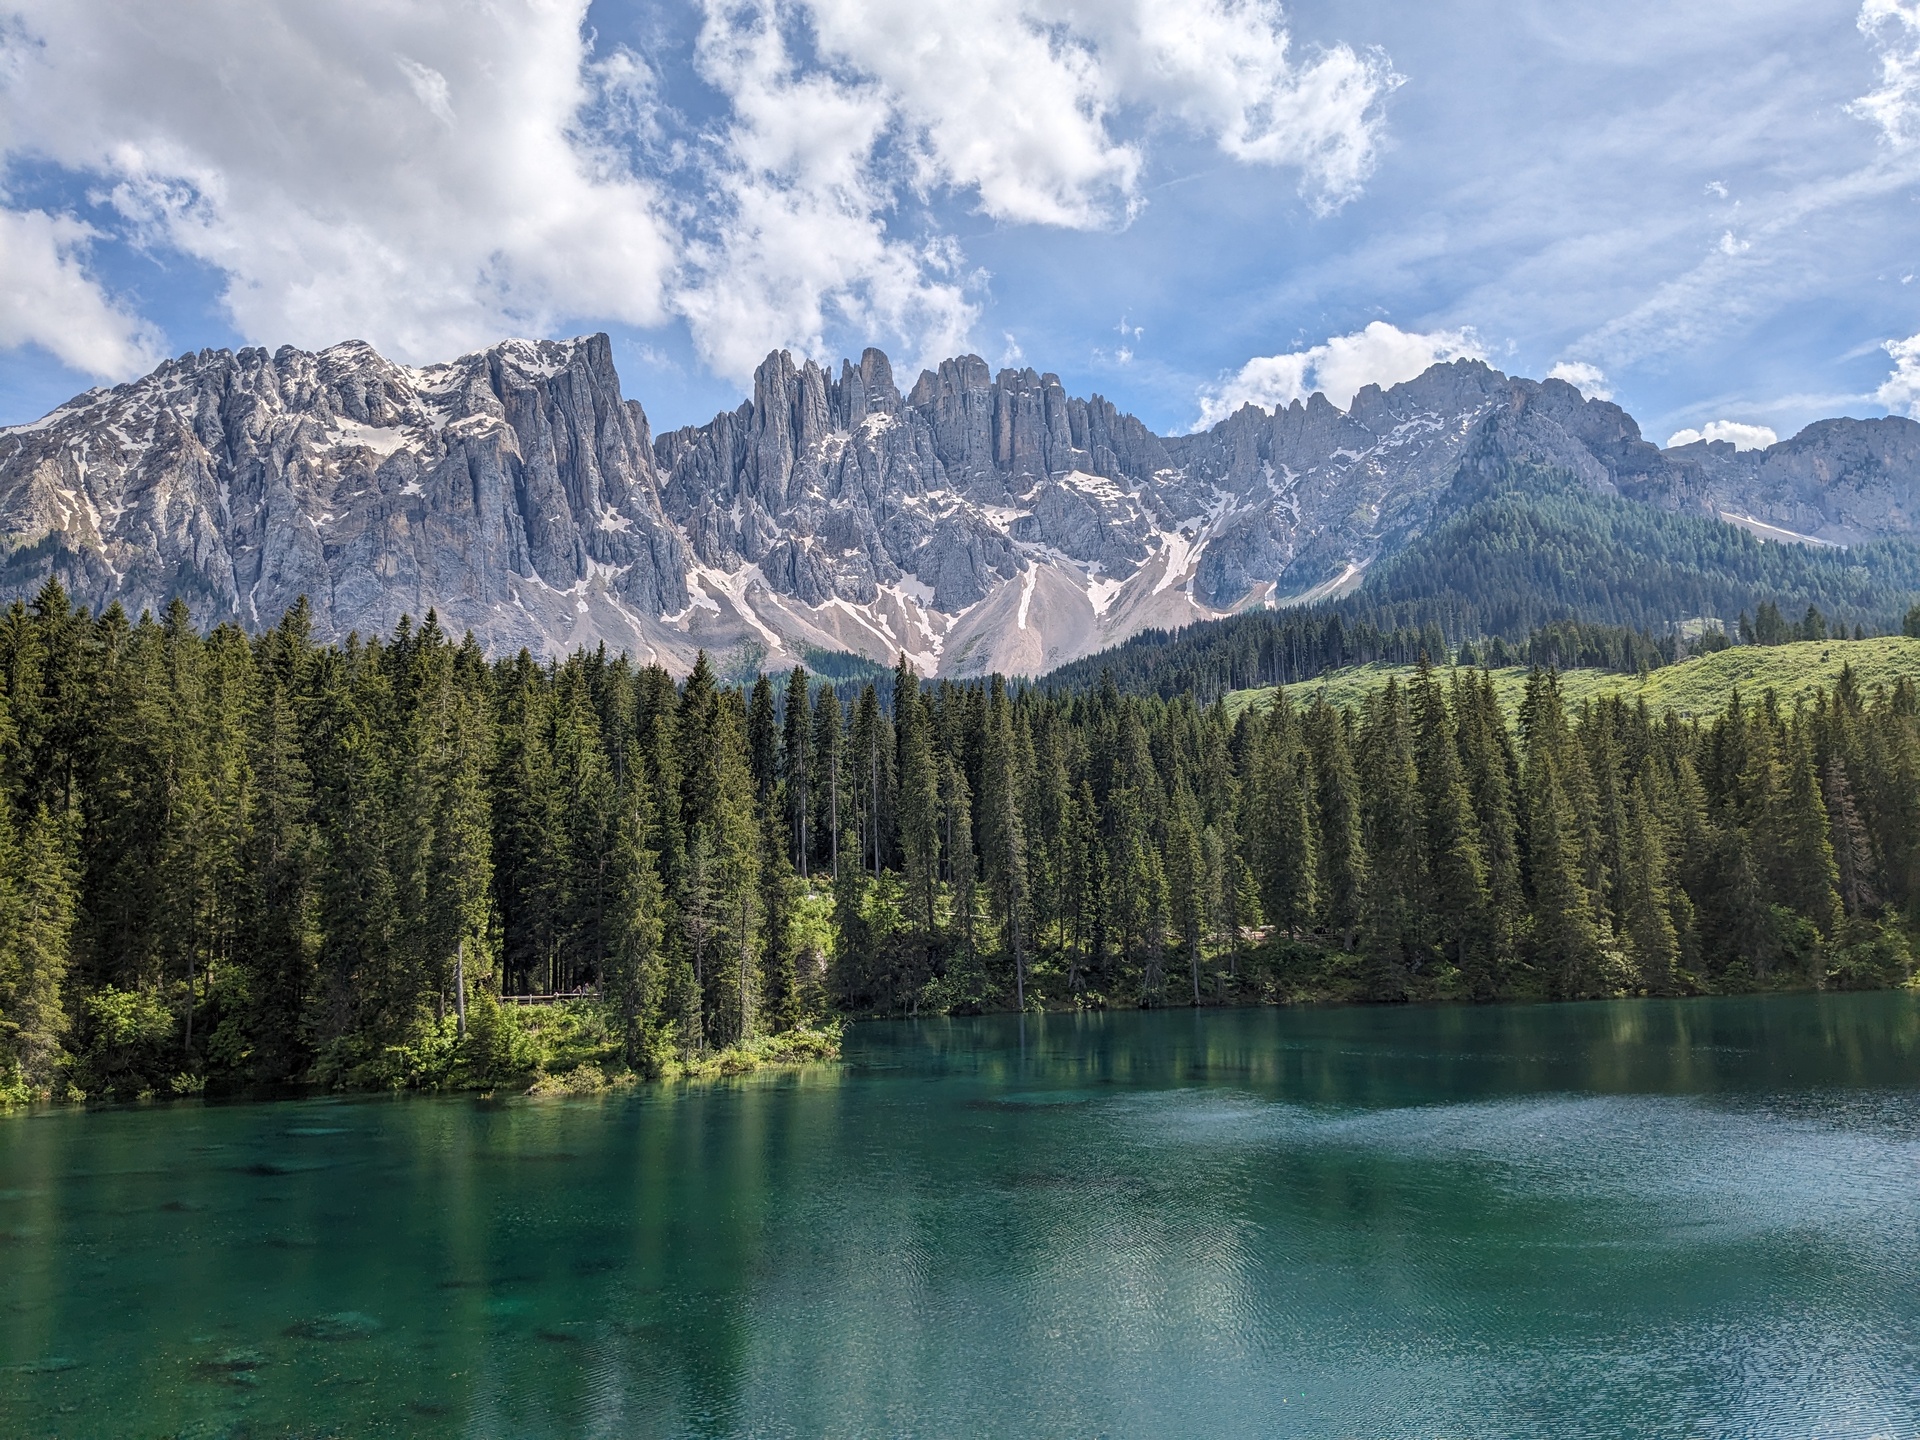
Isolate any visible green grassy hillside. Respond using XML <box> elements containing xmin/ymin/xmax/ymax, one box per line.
<box><xmin>1225</xmin><ymin>637</ymin><xmax>1920</xmax><ymax>722</ymax></box>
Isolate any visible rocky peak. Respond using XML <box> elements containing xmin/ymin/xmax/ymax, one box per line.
<box><xmin>9</xmin><ymin>333</ymin><xmax>1920</xmax><ymax>679</ymax></box>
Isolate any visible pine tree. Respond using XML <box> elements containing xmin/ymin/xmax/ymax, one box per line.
<box><xmin>1358</xmin><ymin>679</ymin><xmax>1426</xmax><ymax>998</ymax></box>
<box><xmin>1411</xmin><ymin>662</ymin><xmax>1492</xmax><ymax>993</ymax></box>
<box><xmin>1245</xmin><ymin>690</ymin><xmax>1316</xmax><ymax>937</ymax></box>
<box><xmin>782</xmin><ymin>667</ymin><xmax>812</xmax><ymax>876</ymax></box>
<box><xmin>1167</xmin><ymin>796</ymin><xmax>1207</xmax><ymax>1004</ymax></box>
<box><xmin>238</xmin><ymin>676</ymin><xmax>319</xmax><ymax>1083</ymax></box>
<box><xmin>811</xmin><ymin>683</ymin><xmax>843</xmax><ymax>879</ymax></box>
<box><xmin>0</xmin><ymin>803</ymin><xmax>78</xmax><ymax>1095</ymax></box>
<box><xmin>1618</xmin><ymin>761</ymin><xmax>1680</xmax><ymax>991</ymax></box>
<box><xmin>1824</xmin><ymin>756</ymin><xmax>1877</xmax><ymax>917</ymax></box>
<box><xmin>430</xmin><ymin>686</ymin><xmax>494</xmax><ymax>1027</ymax></box>
<box><xmin>1453</xmin><ymin>669</ymin><xmax>1523</xmax><ymax>977</ymax></box>
<box><xmin>940</xmin><ymin>755</ymin><xmax>979</xmax><ymax>990</ymax></box>
<box><xmin>1304</xmin><ymin>696</ymin><xmax>1366</xmax><ymax>950</ymax></box>
<box><xmin>1520</xmin><ymin>671</ymin><xmax>1607</xmax><ymax>996</ymax></box>
<box><xmin>757</xmin><ymin>796</ymin><xmax>800</xmax><ymax>1031</ymax></box>
<box><xmin>977</xmin><ymin>679</ymin><xmax>1031</xmax><ymax>1006</ymax></box>
<box><xmin>747</xmin><ymin>673</ymin><xmax>779</xmax><ymax>807</ymax></box>
<box><xmin>1762</xmin><ymin>730</ymin><xmax>1842</xmax><ymax>938</ymax></box>
<box><xmin>605</xmin><ymin>763</ymin><xmax>666</xmax><ymax>1068</ymax></box>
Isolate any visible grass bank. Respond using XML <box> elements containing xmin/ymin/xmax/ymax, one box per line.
<box><xmin>1225</xmin><ymin>636</ymin><xmax>1920</xmax><ymax>723</ymax></box>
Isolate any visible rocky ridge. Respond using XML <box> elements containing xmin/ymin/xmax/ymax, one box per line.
<box><xmin>4</xmin><ymin>333</ymin><xmax>1918</xmax><ymax>675</ymax></box>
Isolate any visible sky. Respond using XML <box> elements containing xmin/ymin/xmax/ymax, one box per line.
<box><xmin>1</xmin><ymin>0</ymin><xmax>1918</xmax><ymax>448</ymax></box>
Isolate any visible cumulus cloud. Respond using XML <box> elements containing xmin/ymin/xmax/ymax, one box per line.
<box><xmin>1853</xmin><ymin>0</ymin><xmax>1920</xmax><ymax>146</ymax></box>
<box><xmin>680</xmin><ymin>0</ymin><xmax>1399</xmax><ymax>380</ymax></box>
<box><xmin>0</xmin><ymin>0</ymin><xmax>677</xmax><ymax>364</ymax></box>
<box><xmin>0</xmin><ymin>207</ymin><xmax>160</xmax><ymax>378</ymax></box>
<box><xmin>1876</xmin><ymin>331</ymin><xmax>1920</xmax><ymax>414</ymax></box>
<box><xmin>675</xmin><ymin>0</ymin><xmax>979</xmax><ymax>383</ymax></box>
<box><xmin>1193</xmin><ymin>321</ymin><xmax>1484</xmax><ymax>429</ymax></box>
<box><xmin>0</xmin><ymin>0</ymin><xmax>1396</xmax><ymax>388</ymax></box>
<box><xmin>1546</xmin><ymin>361</ymin><xmax>1612</xmax><ymax>400</ymax></box>
<box><xmin>1664</xmin><ymin>420</ymin><xmax>1779</xmax><ymax>450</ymax></box>
<box><xmin>1065</xmin><ymin>0</ymin><xmax>1401</xmax><ymax>213</ymax></box>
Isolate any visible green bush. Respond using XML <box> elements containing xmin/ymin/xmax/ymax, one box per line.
<box><xmin>67</xmin><ymin>986</ymin><xmax>183</xmax><ymax>1100</ymax></box>
<box><xmin>1826</xmin><ymin>922</ymin><xmax>1915</xmax><ymax>991</ymax></box>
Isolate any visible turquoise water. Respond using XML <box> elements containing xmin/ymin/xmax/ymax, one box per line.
<box><xmin>5</xmin><ymin>995</ymin><xmax>1920</xmax><ymax>1438</ymax></box>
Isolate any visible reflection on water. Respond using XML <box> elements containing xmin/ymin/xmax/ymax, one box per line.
<box><xmin>4</xmin><ymin>993</ymin><xmax>1920</xmax><ymax>1437</ymax></box>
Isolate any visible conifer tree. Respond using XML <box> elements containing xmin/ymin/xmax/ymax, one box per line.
<box><xmin>895</xmin><ymin>686</ymin><xmax>942</xmax><ymax>947</ymax></box>
<box><xmin>748</xmin><ymin>673</ymin><xmax>779</xmax><ymax>806</ymax></box>
<box><xmin>940</xmin><ymin>755</ymin><xmax>979</xmax><ymax>985</ymax></box>
<box><xmin>1304</xmin><ymin>696</ymin><xmax>1365</xmax><ymax>950</ymax></box>
<box><xmin>782</xmin><ymin>667</ymin><xmax>811</xmax><ymax>876</ymax></box>
<box><xmin>1761</xmin><ymin>730</ymin><xmax>1842</xmax><ymax>938</ymax></box>
<box><xmin>1167</xmin><ymin>796</ymin><xmax>1207</xmax><ymax>1004</ymax></box>
<box><xmin>977</xmin><ymin>679</ymin><xmax>1030</xmax><ymax>1006</ymax></box>
<box><xmin>1358</xmin><ymin>679</ymin><xmax>1426</xmax><ymax>998</ymax></box>
<box><xmin>605</xmin><ymin>764</ymin><xmax>666</xmax><ymax>1067</ymax></box>
<box><xmin>1824</xmin><ymin>756</ymin><xmax>1877</xmax><ymax>917</ymax></box>
<box><xmin>241</xmin><ymin>677</ymin><xmax>318</xmax><ymax>1083</ymax></box>
<box><xmin>1246</xmin><ymin>690</ymin><xmax>1316</xmax><ymax>937</ymax></box>
<box><xmin>1453</xmin><ymin>669</ymin><xmax>1523</xmax><ymax>974</ymax></box>
<box><xmin>810</xmin><ymin>683</ymin><xmax>843</xmax><ymax>879</ymax></box>
<box><xmin>1411</xmin><ymin>662</ymin><xmax>1492</xmax><ymax>991</ymax></box>
<box><xmin>849</xmin><ymin>685</ymin><xmax>893</xmax><ymax>876</ymax></box>
<box><xmin>0</xmin><ymin>803</ymin><xmax>78</xmax><ymax>1095</ymax></box>
<box><xmin>1618</xmin><ymin>761</ymin><xmax>1680</xmax><ymax>990</ymax></box>
<box><xmin>1520</xmin><ymin>671</ymin><xmax>1607</xmax><ymax>995</ymax></box>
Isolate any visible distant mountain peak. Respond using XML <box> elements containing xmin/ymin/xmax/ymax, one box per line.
<box><xmin>4</xmin><ymin>336</ymin><xmax>1917</xmax><ymax>676</ymax></box>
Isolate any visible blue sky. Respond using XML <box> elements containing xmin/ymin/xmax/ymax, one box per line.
<box><xmin>2</xmin><ymin>0</ymin><xmax>1918</xmax><ymax>447</ymax></box>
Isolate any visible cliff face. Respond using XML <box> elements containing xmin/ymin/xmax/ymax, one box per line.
<box><xmin>0</xmin><ymin>333</ymin><xmax>692</xmax><ymax>662</ymax></box>
<box><xmin>5</xmin><ymin>333</ymin><xmax>1917</xmax><ymax>675</ymax></box>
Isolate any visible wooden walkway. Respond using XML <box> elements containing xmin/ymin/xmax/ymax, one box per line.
<box><xmin>500</xmin><ymin>989</ymin><xmax>597</xmax><ymax>1007</ymax></box>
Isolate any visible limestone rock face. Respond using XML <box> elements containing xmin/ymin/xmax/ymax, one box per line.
<box><xmin>0</xmin><ymin>334</ymin><xmax>689</xmax><ymax>661</ymax></box>
<box><xmin>6</xmin><ymin>331</ymin><xmax>1920</xmax><ymax>676</ymax></box>
<box><xmin>1651</xmin><ymin>417</ymin><xmax>1920</xmax><ymax>544</ymax></box>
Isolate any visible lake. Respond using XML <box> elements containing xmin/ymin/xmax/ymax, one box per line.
<box><xmin>4</xmin><ymin>994</ymin><xmax>1920</xmax><ymax>1438</ymax></box>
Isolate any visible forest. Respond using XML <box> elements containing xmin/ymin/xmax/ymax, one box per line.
<box><xmin>1050</xmin><ymin>462</ymin><xmax>1920</xmax><ymax>701</ymax></box>
<box><xmin>0</xmin><ymin>580</ymin><xmax>1915</xmax><ymax>1102</ymax></box>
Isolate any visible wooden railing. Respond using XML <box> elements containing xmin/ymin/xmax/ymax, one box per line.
<box><xmin>499</xmin><ymin>988</ymin><xmax>598</xmax><ymax>1007</ymax></box>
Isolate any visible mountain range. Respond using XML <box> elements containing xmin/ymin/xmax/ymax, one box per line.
<box><xmin>4</xmin><ymin>332</ymin><xmax>1919</xmax><ymax>676</ymax></box>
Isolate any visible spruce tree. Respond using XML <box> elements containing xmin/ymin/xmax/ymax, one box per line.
<box><xmin>782</xmin><ymin>667</ymin><xmax>812</xmax><ymax>876</ymax></box>
<box><xmin>605</xmin><ymin>764</ymin><xmax>666</xmax><ymax>1068</ymax></box>
<box><xmin>1304</xmin><ymin>696</ymin><xmax>1365</xmax><ymax>950</ymax></box>
<box><xmin>1358</xmin><ymin>679</ymin><xmax>1425</xmax><ymax>998</ymax></box>
<box><xmin>748</xmin><ymin>673</ymin><xmax>778</xmax><ymax>806</ymax></box>
<box><xmin>810</xmin><ymin>683</ymin><xmax>843</xmax><ymax>879</ymax></box>
<box><xmin>1520</xmin><ymin>671</ymin><xmax>1607</xmax><ymax>996</ymax></box>
<box><xmin>0</xmin><ymin>803</ymin><xmax>78</xmax><ymax>1095</ymax></box>
<box><xmin>1411</xmin><ymin>662</ymin><xmax>1492</xmax><ymax>993</ymax></box>
<box><xmin>978</xmin><ymin>679</ymin><xmax>1031</xmax><ymax>1006</ymax></box>
<box><xmin>1618</xmin><ymin>762</ymin><xmax>1680</xmax><ymax>991</ymax></box>
<box><xmin>1246</xmin><ymin>690</ymin><xmax>1316</xmax><ymax>937</ymax></box>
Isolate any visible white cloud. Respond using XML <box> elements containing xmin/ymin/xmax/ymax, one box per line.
<box><xmin>675</xmin><ymin>0</ymin><xmax>979</xmax><ymax>383</ymax></box>
<box><xmin>0</xmin><ymin>207</ymin><xmax>159</xmax><ymax>378</ymax></box>
<box><xmin>0</xmin><ymin>0</ymin><xmax>676</xmax><ymax>364</ymax></box>
<box><xmin>1664</xmin><ymin>420</ymin><xmax>1779</xmax><ymax>450</ymax></box>
<box><xmin>802</xmin><ymin>0</ymin><xmax>1140</xmax><ymax>229</ymax></box>
<box><xmin>1193</xmin><ymin>321</ymin><xmax>1485</xmax><ymax>429</ymax></box>
<box><xmin>678</xmin><ymin>0</ymin><xmax>1396</xmax><ymax>383</ymax></box>
<box><xmin>0</xmin><ymin>0</ymin><xmax>1396</xmax><ymax>390</ymax></box>
<box><xmin>1876</xmin><ymin>331</ymin><xmax>1920</xmax><ymax>414</ymax></box>
<box><xmin>1853</xmin><ymin>0</ymin><xmax>1920</xmax><ymax>146</ymax></box>
<box><xmin>797</xmin><ymin>0</ymin><xmax>1397</xmax><ymax>226</ymax></box>
<box><xmin>1065</xmin><ymin>0</ymin><xmax>1401</xmax><ymax>213</ymax></box>
<box><xmin>1546</xmin><ymin>360</ymin><xmax>1612</xmax><ymax>400</ymax></box>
